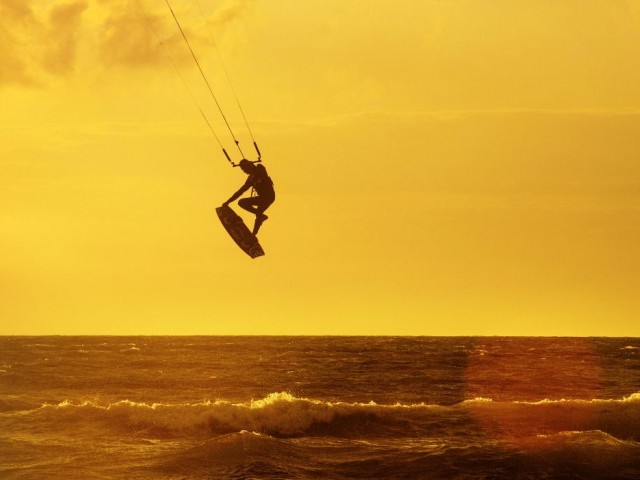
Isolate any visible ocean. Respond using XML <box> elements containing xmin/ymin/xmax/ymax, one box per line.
<box><xmin>1</xmin><ymin>336</ymin><xmax>639</xmax><ymax>479</ymax></box>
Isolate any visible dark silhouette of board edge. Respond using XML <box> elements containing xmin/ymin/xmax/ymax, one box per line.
<box><xmin>216</xmin><ymin>205</ymin><xmax>265</xmax><ymax>258</ymax></box>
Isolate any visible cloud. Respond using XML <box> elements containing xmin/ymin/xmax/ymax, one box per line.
<box><xmin>0</xmin><ymin>0</ymin><xmax>255</xmax><ymax>88</ymax></box>
<box><xmin>0</xmin><ymin>1</ymin><xmax>40</xmax><ymax>86</ymax></box>
<box><xmin>42</xmin><ymin>1</ymin><xmax>89</xmax><ymax>75</ymax></box>
<box><xmin>99</xmin><ymin>1</ymin><xmax>186</xmax><ymax>68</ymax></box>
<box><xmin>0</xmin><ymin>0</ymin><xmax>37</xmax><ymax>23</ymax></box>
<box><xmin>207</xmin><ymin>0</ymin><xmax>254</xmax><ymax>29</ymax></box>
<box><xmin>0</xmin><ymin>38</ymin><xmax>34</xmax><ymax>87</ymax></box>
<box><xmin>0</xmin><ymin>0</ymin><xmax>88</xmax><ymax>86</ymax></box>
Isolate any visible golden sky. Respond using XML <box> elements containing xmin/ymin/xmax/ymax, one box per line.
<box><xmin>1</xmin><ymin>0</ymin><xmax>639</xmax><ymax>335</ymax></box>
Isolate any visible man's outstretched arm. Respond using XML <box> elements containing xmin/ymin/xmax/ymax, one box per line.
<box><xmin>223</xmin><ymin>181</ymin><xmax>251</xmax><ymax>206</ymax></box>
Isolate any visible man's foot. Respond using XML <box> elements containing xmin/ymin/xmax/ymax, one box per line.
<box><xmin>253</xmin><ymin>214</ymin><xmax>268</xmax><ymax>235</ymax></box>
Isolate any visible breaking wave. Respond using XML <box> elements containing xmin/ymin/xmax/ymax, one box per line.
<box><xmin>15</xmin><ymin>391</ymin><xmax>640</xmax><ymax>441</ymax></box>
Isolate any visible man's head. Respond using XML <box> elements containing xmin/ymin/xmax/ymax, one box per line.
<box><xmin>239</xmin><ymin>159</ymin><xmax>255</xmax><ymax>174</ymax></box>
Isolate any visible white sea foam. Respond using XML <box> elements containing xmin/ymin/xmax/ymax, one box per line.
<box><xmin>531</xmin><ymin>429</ymin><xmax>640</xmax><ymax>452</ymax></box>
<box><xmin>461</xmin><ymin>397</ymin><xmax>494</xmax><ymax>404</ymax></box>
<box><xmin>121</xmin><ymin>346</ymin><xmax>141</xmax><ymax>352</ymax></box>
<box><xmin>30</xmin><ymin>391</ymin><xmax>639</xmax><ymax>442</ymax></box>
<box><xmin>33</xmin><ymin>393</ymin><xmax>444</xmax><ymax>438</ymax></box>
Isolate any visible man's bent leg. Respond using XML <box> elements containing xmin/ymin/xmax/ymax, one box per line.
<box><xmin>238</xmin><ymin>197</ymin><xmax>261</xmax><ymax>215</ymax></box>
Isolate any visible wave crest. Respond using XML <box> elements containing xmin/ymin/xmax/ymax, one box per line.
<box><xmin>29</xmin><ymin>391</ymin><xmax>640</xmax><ymax>441</ymax></box>
<box><xmin>35</xmin><ymin>392</ymin><xmax>435</xmax><ymax>438</ymax></box>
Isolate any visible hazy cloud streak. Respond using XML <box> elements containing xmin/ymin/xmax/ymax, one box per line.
<box><xmin>0</xmin><ymin>0</ymin><xmax>253</xmax><ymax>88</ymax></box>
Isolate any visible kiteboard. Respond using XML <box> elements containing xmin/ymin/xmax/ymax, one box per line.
<box><xmin>216</xmin><ymin>205</ymin><xmax>265</xmax><ymax>258</ymax></box>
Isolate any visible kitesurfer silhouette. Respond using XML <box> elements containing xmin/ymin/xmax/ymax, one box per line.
<box><xmin>222</xmin><ymin>159</ymin><xmax>275</xmax><ymax>235</ymax></box>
